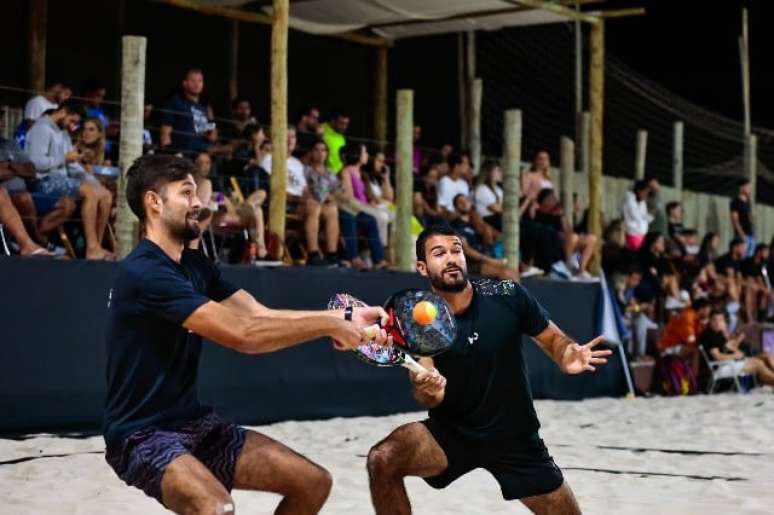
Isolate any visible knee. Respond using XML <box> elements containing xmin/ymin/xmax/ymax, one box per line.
<box><xmin>367</xmin><ymin>444</ymin><xmax>397</xmax><ymax>478</ymax></box>
<box><xmin>192</xmin><ymin>493</ymin><xmax>235</xmax><ymax>515</ymax></box>
<box><xmin>59</xmin><ymin>197</ymin><xmax>77</xmax><ymax>215</ymax></box>
<box><xmin>308</xmin><ymin>466</ymin><xmax>333</xmax><ymax>501</ymax></box>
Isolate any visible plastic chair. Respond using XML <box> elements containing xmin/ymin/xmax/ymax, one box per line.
<box><xmin>699</xmin><ymin>346</ymin><xmax>755</xmax><ymax>393</ymax></box>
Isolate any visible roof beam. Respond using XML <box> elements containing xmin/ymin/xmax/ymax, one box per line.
<box><xmin>597</xmin><ymin>7</ymin><xmax>646</xmax><ymax>19</ymax></box>
<box><xmin>505</xmin><ymin>0</ymin><xmax>600</xmax><ymax>24</ymax></box>
<box><xmin>159</xmin><ymin>0</ymin><xmax>391</xmax><ymax>47</ymax></box>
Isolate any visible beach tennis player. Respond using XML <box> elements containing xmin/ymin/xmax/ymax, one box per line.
<box><xmin>367</xmin><ymin>226</ymin><xmax>612</xmax><ymax>514</ymax></box>
<box><xmin>103</xmin><ymin>154</ymin><xmax>388</xmax><ymax>515</ymax></box>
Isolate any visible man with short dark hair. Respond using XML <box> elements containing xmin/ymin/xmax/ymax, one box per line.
<box><xmin>24</xmin><ymin>80</ymin><xmax>71</xmax><ymax>122</ymax></box>
<box><xmin>321</xmin><ymin>112</ymin><xmax>349</xmax><ymax>172</ymax></box>
<box><xmin>105</xmin><ymin>154</ymin><xmax>388</xmax><ymax>514</ymax></box>
<box><xmin>731</xmin><ymin>178</ymin><xmax>755</xmax><ymax>257</ymax></box>
<box><xmin>366</xmin><ymin>225</ymin><xmax>611</xmax><ymax>515</ymax></box>
<box><xmin>160</xmin><ymin>68</ymin><xmax>216</xmax><ymax>157</ymax></box>
<box><xmin>296</xmin><ymin>106</ymin><xmax>322</xmax><ymax>159</ymax></box>
<box><xmin>715</xmin><ymin>237</ymin><xmax>747</xmax><ymax>303</ymax></box>
<box><xmin>219</xmin><ymin>97</ymin><xmax>257</xmax><ymax>155</ymax></box>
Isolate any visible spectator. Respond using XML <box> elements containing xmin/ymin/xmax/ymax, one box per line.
<box><xmin>740</xmin><ymin>243</ymin><xmax>770</xmax><ymax>323</ymax></box>
<box><xmin>76</xmin><ymin>118</ymin><xmax>108</xmax><ymax>170</ymax></box>
<box><xmin>339</xmin><ymin>143</ymin><xmax>391</xmax><ymax>247</ymax></box>
<box><xmin>260</xmin><ymin>126</ymin><xmax>308</xmax><ymax>204</ymax></box>
<box><xmin>731</xmin><ymin>178</ymin><xmax>755</xmax><ymax>257</ymax></box>
<box><xmin>698</xmin><ymin>232</ymin><xmax>720</xmax><ymax>268</ymax></box>
<box><xmin>219</xmin><ymin>97</ymin><xmax>257</xmax><ymax>155</ymax></box>
<box><xmin>24</xmin><ymin>80</ymin><xmax>71</xmax><ymax>122</ymax></box>
<box><xmin>521</xmin><ymin>150</ymin><xmax>553</xmax><ymax>202</ymax></box>
<box><xmin>26</xmin><ymin>102</ymin><xmax>114</xmax><ymax>260</ymax></box>
<box><xmin>602</xmin><ymin>219</ymin><xmax>635</xmax><ymax>276</ymax></box>
<box><xmin>413</xmin><ymin>165</ymin><xmax>444</xmax><ymax>228</ymax></box>
<box><xmin>700</xmin><ymin>309</ymin><xmax>774</xmax><ymax>387</ymax></box>
<box><xmin>364</xmin><ymin>150</ymin><xmax>395</xmax><ymax>235</ymax></box>
<box><xmin>440</xmin><ymin>144</ymin><xmax>453</xmax><ymax>161</ymax></box>
<box><xmin>296</xmin><ymin>106</ymin><xmax>322</xmax><ymax>159</ymax></box>
<box><xmin>79</xmin><ymin>80</ymin><xmax>110</xmax><ymax>128</ymax></box>
<box><xmin>622</xmin><ymin>179</ymin><xmax>653</xmax><ymax>250</ymax></box>
<box><xmin>715</xmin><ymin>237</ymin><xmax>746</xmax><ymax>305</ymax></box>
<box><xmin>637</xmin><ymin>231</ymin><xmax>683</xmax><ymax>309</ymax></box>
<box><xmin>658</xmin><ymin>297</ymin><xmax>712</xmax><ymax>377</ymax></box>
<box><xmin>303</xmin><ymin>140</ymin><xmax>341</xmax><ymax>266</ymax></box>
<box><xmin>0</xmin><ymin>186</ymin><xmax>52</xmax><ymax>256</ymax></box>
<box><xmin>321</xmin><ymin>111</ymin><xmax>349</xmax><ymax>172</ymax></box>
<box><xmin>437</xmin><ymin>153</ymin><xmax>471</xmax><ymax>214</ymax></box>
<box><xmin>160</xmin><ymin>68</ymin><xmax>216</xmax><ymax>157</ymax></box>
<box><xmin>646</xmin><ymin>177</ymin><xmax>667</xmax><ymax>235</ymax></box>
<box><xmin>232</xmin><ymin>125</ymin><xmax>270</xmax><ymax>197</ymax></box>
<box><xmin>473</xmin><ymin>160</ymin><xmax>503</xmax><ymax>231</ymax></box>
<box><xmin>666</xmin><ymin>201</ymin><xmax>685</xmax><ymax>241</ymax></box>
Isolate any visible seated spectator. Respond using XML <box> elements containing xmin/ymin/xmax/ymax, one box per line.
<box><xmin>260</xmin><ymin>126</ymin><xmax>308</xmax><ymax>208</ymax></box>
<box><xmin>76</xmin><ymin>118</ymin><xmax>109</xmax><ymax>170</ymax></box>
<box><xmin>26</xmin><ymin>102</ymin><xmax>113</xmax><ymax>259</ymax></box>
<box><xmin>339</xmin><ymin>143</ymin><xmax>391</xmax><ymax>248</ymax></box>
<box><xmin>622</xmin><ymin>179</ymin><xmax>653</xmax><ymax>250</ymax></box>
<box><xmin>160</xmin><ymin>68</ymin><xmax>216</xmax><ymax>158</ymax></box>
<box><xmin>533</xmin><ymin>188</ymin><xmax>597</xmax><ymax>279</ymax></box>
<box><xmin>602</xmin><ymin>218</ymin><xmax>636</xmax><ymax>276</ymax></box>
<box><xmin>303</xmin><ymin>140</ymin><xmax>341</xmax><ymax>266</ymax></box>
<box><xmin>438</xmin><ymin>154</ymin><xmax>471</xmax><ymax>216</ymax></box>
<box><xmin>219</xmin><ymin>97</ymin><xmax>257</xmax><ymax>156</ymax></box>
<box><xmin>700</xmin><ymin>309</ymin><xmax>774</xmax><ymax>387</ymax></box>
<box><xmin>0</xmin><ymin>186</ymin><xmax>52</xmax><ymax>256</ymax></box>
<box><xmin>714</xmin><ymin>237</ymin><xmax>746</xmax><ymax>303</ymax></box>
<box><xmin>413</xmin><ymin>165</ymin><xmax>444</xmax><ymax>228</ymax></box>
<box><xmin>321</xmin><ymin>111</ymin><xmax>349</xmax><ymax>173</ymax></box>
<box><xmin>636</xmin><ymin>231</ymin><xmax>683</xmax><ymax>309</ymax></box>
<box><xmin>79</xmin><ymin>79</ymin><xmax>118</xmax><ymax>159</ymax></box>
<box><xmin>740</xmin><ymin>243</ymin><xmax>770</xmax><ymax>322</ymax></box>
<box><xmin>473</xmin><ymin>160</ymin><xmax>503</xmax><ymax>231</ymax></box>
<box><xmin>521</xmin><ymin>150</ymin><xmax>554</xmax><ymax>202</ymax></box>
<box><xmin>658</xmin><ymin>297</ymin><xmax>712</xmax><ymax>376</ymax></box>
<box><xmin>231</xmin><ymin>125</ymin><xmax>270</xmax><ymax>197</ymax></box>
<box><xmin>666</xmin><ymin>201</ymin><xmax>685</xmax><ymax>241</ymax></box>
<box><xmin>295</xmin><ymin>106</ymin><xmax>322</xmax><ymax>159</ymax></box>
<box><xmin>24</xmin><ymin>80</ymin><xmax>71</xmax><ymax>122</ymax></box>
<box><xmin>364</xmin><ymin>150</ymin><xmax>395</xmax><ymax>240</ymax></box>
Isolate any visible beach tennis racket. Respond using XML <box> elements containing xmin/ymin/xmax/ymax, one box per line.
<box><xmin>327</xmin><ymin>291</ymin><xmax>457</xmax><ymax>374</ymax></box>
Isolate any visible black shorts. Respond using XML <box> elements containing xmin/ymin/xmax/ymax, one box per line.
<box><xmin>105</xmin><ymin>412</ymin><xmax>247</xmax><ymax>504</ymax></box>
<box><xmin>421</xmin><ymin>418</ymin><xmax>563</xmax><ymax>500</ymax></box>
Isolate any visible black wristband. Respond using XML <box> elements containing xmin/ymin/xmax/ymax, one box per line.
<box><xmin>344</xmin><ymin>306</ymin><xmax>353</xmax><ymax>321</ymax></box>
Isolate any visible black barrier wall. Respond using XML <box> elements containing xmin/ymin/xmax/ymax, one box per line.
<box><xmin>0</xmin><ymin>258</ymin><xmax>625</xmax><ymax>433</ymax></box>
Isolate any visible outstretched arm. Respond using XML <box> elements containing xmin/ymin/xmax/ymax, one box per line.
<box><xmin>532</xmin><ymin>322</ymin><xmax>612</xmax><ymax>374</ymax></box>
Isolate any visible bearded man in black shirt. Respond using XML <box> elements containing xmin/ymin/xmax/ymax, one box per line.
<box><xmin>367</xmin><ymin>225</ymin><xmax>612</xmax><ymax>514</ymax></box>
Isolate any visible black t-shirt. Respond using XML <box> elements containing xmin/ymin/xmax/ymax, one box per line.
<box><xmin>533</xmin><ymin>211</ymin><xmax>563</xmax><ymax>233</ymax></box>
<box><xmin>103</xmin><ymin>239</ymin><xmax>240</xmax><ymax>446</ymax></box>
<box><xmin>429</xmin><ymin>279</ymin><xmax>550</xmax><ymax>441</ymax></box>
<box><xmin>740</xmin><ymin>257</ymin><xmax>764</xmax><ymax>278</ymax></box>
<box><xmin>450</xmin><ymin>218</ymin><xmax>484</xmax><ymax>253</ymax></box>
<box><xmin>161</xmin><ymin>93</ymin><xmax>211</xmax><ymax>156</ymax></box>
<box><xmin>730</xmin><ymin>197</ymin><xmax>753</xmax><ymax>235</ymax></box>
<box><xmin>699</xmin><ymin>328</ymin><xmax>727</xmax><ymax>356</ymax></box>
<box><xmin>668</xmin><ymin>221</ymin><xmax>685</xmax><ymax>239</ymax></box>
<box><xmin>715</xmin><ymin>253</ymin><xmax>742</xmax><ymax>276</ymax></box>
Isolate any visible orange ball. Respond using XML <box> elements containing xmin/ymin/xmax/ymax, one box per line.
<box><xmin>413</xmin><ymin>301</ymin><xmax>438</xmax><ymax>325</ymax></box>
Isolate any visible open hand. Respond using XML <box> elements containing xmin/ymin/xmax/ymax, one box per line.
<box><xmin>560</xmin><ymin>336</ymin><xmax>612</xmax><ymax>374</ymax></box>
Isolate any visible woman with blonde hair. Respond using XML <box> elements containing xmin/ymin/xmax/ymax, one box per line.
<box><xmin>521</xmin><ymin>149</ymin><xmax>554</xmax><ymax>202</ymax></box>
<box><xmin>77</xmin><ymin>118</ymin><xmax>108</xmax><ymax>170</ymax></box>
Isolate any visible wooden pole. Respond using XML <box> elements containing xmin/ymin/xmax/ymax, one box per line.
<box><xmin>502</xmin><ymin>110</ymin><xmax>522</xmax><ymax>273</ymax></box>
<box><xmin>744</xmin><ymin>134</ymin><xmax>757</xmax><ymax>205</ymax></box>
<box><xmin>28</xmin><ymin>0</ymin><xmax>47</xmax><ymax>93</ymax></box>
<box><xmin>577</xmin><ymin>111</ymin><xmax>590</xmax><ymax>176</ymax></box>
<box><xmin>588</xmin><ymin>19</ymin><xmax>604</xmax><ymax>274</ymax></box>
<box><xmin>574</xmin><ymin>0</ymin><xmax>583</xmax><ymax>115</ymax></box>
<box><xmin>635</xmin><ymin>129</ymin><xmax>647</xmax><ymax>180</ymax></box>
<box><xmin>116</xmin><ymin>36</ymin><xmax>147</xmax><ymax>259</ymax></box>
<box><xmin>740</xmin><ymin>7</ymin><xmax>751</xmax><ymax>136</ymax></box>
<box><xmin>560</xmin><ymin>136</ymin><xmax>575</xmax><ymax>226</ymax></box>
<box><xmin>228</xmin><ymin>20</ymin><xmax>239</xmax><ymax>101</ymax></box>
<box><xmin>469</xmin><ymin>78</ymin><xmax>482</xmax><ymax>175</ymax></box>
<box><xmin>374</xmin><ymin>46</ymin><xmax>388</xmax><ymax>151</ymax></box>
<box><xmin>457</xmin><ymin>33</ymin><xmax>468</xmax><ymax>150</ymax></box>
<box><xmin>395</xmin><ymin>90</ymin><xmax>414</xmax><ymax>272</ymax></box>
<box><xmin>465</xmin><ymin>30</ymin><xmax>476</xmax><ymax>151</ymax></box>
<box><xmin>268</xmin><ymin>0</ymin><xmax>289</xmax><ymax>259</ymax></box>
<box><xmin>673</xmin><ymin>121</ymin><xmax>684</xmax><ymax>196</ymax></box>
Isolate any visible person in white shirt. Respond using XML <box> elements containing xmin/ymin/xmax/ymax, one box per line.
<box><xmin>437</xmin><ymin>154</ymin><xmax>471</xmax><ymax>213</ymax></box>
<box><xmin>473</xmin><ymin>160</ymin><xmax>503</xmax><ymax>231</ymax></box>
<box><xmin>622</xmin><ymin>179</ymin><xmax>653</xmax><ymax>250</ymax></box>
<box><xmin>24</xmin><ymin>81</ymin><xmax>72</xmax><ymax>122</ymax></box>
<box><xmin>259</xmin><ymin>126</ymin><xmax>308</xmax><ymax>199</ymax></box>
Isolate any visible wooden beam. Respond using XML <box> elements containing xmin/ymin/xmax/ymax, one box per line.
<box><xmin>506</xmin><ymin>0</ymin><xmax>599</xmax><ymax>24</ymax></box>
<box><xmin>635</xmin><ymin>129</ymin><xmax>647</xmax><ymax>180</ymax></box>
<box><xmin>395</xmin><ymin>90</ymin><xmax>414</xmax><ymax>271</ymax></box>
<box><xmin>560</xmin><ymin>136</ymin><xmax>575</xmax><ymax>226</ymax></box>
<box><xmin>228</xmin><ymin>20</ymin><xmax>239</xmax><ymax>101</ymax></box>
<box><xmin>588</xmin><ymin>19</ymin><xmax>604</xmax><ymax>274</ymax></box>
<box><xmin>28</xmin><ymin>0</ymin><xmax>47</xmax><ymax>93</ymax></box>
<box><xmin>673</xmin><ymin>121</ymin><xmax>684</xmax><ymax>196</ymax></box>
<box><xmin>469</xmin><ymin>78</ymin><xmax>482</xmax><ymax>174</ymax></box>
<box><xmin>457</xmin><ymin>33</ymin><xmax>468</xmax><ymax>151</ymax></box>
<box><xmin>502</xmin><ymin>110</ymin><xmax>522</xmax><ymax>273</ymax></box>
<box><xmin>160</xmin><ymin>0</ymin><xmax>390</xmax><ymax>48</ymax></box>
<box><xmin>373</xmin><ymin>46</ymin><xmax>388</xmax><ymax>151</ymax></box>
<box><xmin>268</xmin><ymin>0</ymin><xmax>289</xmax><ymax>260</ymax></box>
<box><xmin>597</xmin><ymin>7</ymin><xmax>646</xmax><ymax>19</ymax></box>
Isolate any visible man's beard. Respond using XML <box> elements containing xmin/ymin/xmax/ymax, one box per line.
<box><xmin>167</xmin><ymin>212</ymin><xmax>201</xmax><ymax>243</ymax></box>
<box><xmin>428</xmin><ymin>264</ymin><xmax>469</xmax><ymax>293</ymax></box>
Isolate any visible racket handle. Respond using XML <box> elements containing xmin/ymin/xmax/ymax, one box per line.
<box><xmin>364</xmin><ymin>324</ymin><xmax>381</xmax><ymax>339</ymax></box>
<box><xmin>401</xmin><ymin>354</ymin><xmax>427</xmax><ymax>374</ymax></box>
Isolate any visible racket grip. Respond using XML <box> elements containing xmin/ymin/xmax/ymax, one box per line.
<box><xmin>401</xmin><ymin>355</ymin><xmax>427</xmax><ymax>374</ymax></box>
<box><xmin>363</xmin><ymin>324</ymin><xmax>381</xmax><ymax>339</ymax></box>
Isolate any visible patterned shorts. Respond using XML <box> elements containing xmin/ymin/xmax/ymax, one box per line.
<box><xmin>105</xmin><ymin>412</ymin><xmax>247</xmax><ymax>504</ymax></box>
<box><xmin>37</xmin><ymin>173</ymin><xmax>82</xmax><ymax>200</ymax></box>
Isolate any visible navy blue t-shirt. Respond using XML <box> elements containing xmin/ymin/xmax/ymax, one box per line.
<box><xmin>161</xmin><ymin>93</ymin><xmax>211</xmax><ymax>156</ymax></box>
<box><xmin>429</xmin><ymin>279</ymin><xmax>550</xmax><ymax>441</ymax></box>
<box><xmin>103</xmin><ymin>239</ymin><xmax>240</xmax><ymax>446</ymax></box>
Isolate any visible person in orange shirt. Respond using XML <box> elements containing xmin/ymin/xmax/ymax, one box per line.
<box><xmin>658</xmin><ymin>297</ymin><xmax>711</xmax><ymax>375</ymax></box>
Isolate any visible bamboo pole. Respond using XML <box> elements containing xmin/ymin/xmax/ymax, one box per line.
<box><xmin>116</xmin><ymin>36</ymin><xmax>147</xmax><ymax>259</ymax></box>
<box><xmin>228</xmin><ymin>20</ymin><xmax>239</xmax><ymax>101</ymax></box>
<box><xmin>502</xmin><ymin>110</ymin><xmax>522</xmax><ymax>272</ymax></box>
<box><xmin>395</xmin><ymin>90</ymin><xmax>414</xmax><ymax>271</ymax></box>
<box><xmin>574</xmin><ymin>1</ymin><xmax>582</xmax><ymax>115</ymax></box>
<box><xmin>577</xmin><ymin>111</ymin><xmax>590</xmax><ymax>176</ymax></box>
<box><xmin>457</xmin><ymin>34</ymin><xmax>468</xmax><ymax>150</ymax></box>
<box><xmin>560</xmin><ymin>136</ymin><xmax>575</xmax><ymax>226</ymax></box>
<box><xmin>374</xmin><ymin>47</ymin><xmax>388</xmax><ymax>151</ymax></box>
<box><xmin>744</xmin><ymin>134</ymin><xmax>757</xmax><ymax>205</ymax></box>
<box><xmin>635</xmin><ymin>129</ymin><xmax>647</xmax><ymax>180</ymax></box>
<box><xmin>268</xmin><ymin>0</ymin><xmax>289</xmax><ymax>260</ymax></box>
<box><xmin>469</xmin><ymin>78</ymin><xmax>482</xmax><ymax>174</ymax></box>
<box><xmin>739</xmin><ymin>7</ymin><xmax>751</xmax><ymax>136</ymax></box>
<box><xmin>673</xmin><ymin>121</ymin><xmax>684</xmax><ymax>196</ymax></box>
<box><xmin>28</xmin><ymin>0</ymin><xmax>47</xmax><ymax>93</ymax></box>
<box><xmin>588</xmin><ymin>20</ymin><xmax>604</xmax><ymax>274</ymax></box>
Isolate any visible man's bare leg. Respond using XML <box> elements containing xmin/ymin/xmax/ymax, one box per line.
<box><xmin>744</xmin><ymin>357</ymin><xmax>774</xmax><ymax>386</ymax></box>
<box><xmin>304</xmin><ymin>198</ymin><xmax>322</xmax><ymax>255</ymax></box>
<box><xmin>161</xmin><ymin>454</ymin><xmax>235</xmax><ymax>515</ymax></box>
<box><xmin>96</xmin><ymin>187</ymin><xmax>113</xmax><ymax>246</ymax></box>
<box><xmin>322</xmin><ymin>201</ymin><xmax>340</xmax><ymax>254</ymax></box>
<box><xmin>0</xmin><ymin>188</ymin><xmax>48</xmax><ymax>255</ymax></box>
<box><xmin>367</xmin><ymin>422</ymin><xmax>449</xmax><ymax>515</ymax></box>
<box><xmin>520</xmin><ymin>481</ymin><xmax>581</xmax><ymax>515</ymax></box>
<box><xmin>232</xmin><ymin>431</ymin><xmax>332</xmax><ymax>515</ymax></box>
<box><xmin>10</xmin><ymin>192</ymin><xmax>44</xmax><ymax>244</ymax></box>
<box><xmin>39</xmin><ymin>197</ymin><xmax>76</xmax><ymax>235</ymax></box>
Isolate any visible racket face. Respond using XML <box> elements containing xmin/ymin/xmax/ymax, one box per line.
<box><xmin>327</xmin><ymin>293</ymin><xmax>406</xmax><ymax>367</ymax></box>
<box><xmin>385</xmin><ymin>290</ymin><xmax>457</xmax><ymax>357</ymax></box>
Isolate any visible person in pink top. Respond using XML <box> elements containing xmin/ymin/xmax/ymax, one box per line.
<box><xmin>340</xmin><ymin>143</ymin><xmax>392</xmax><ymax>249</ymax></box>
<box><xmin>522</xmin><ymin>150</ymin><xmax>554</xmax><ymax>203</ymax></box>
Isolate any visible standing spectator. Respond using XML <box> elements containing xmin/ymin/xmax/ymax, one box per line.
<box><xmin>339</xmin><ymin>143</ymin><xmax>390</xmax><ymax>248</ymax></box>
<box><xmin>296</xmin><ymin>106</ymin><xmax>322</xmax><ymax>159</ymax></box>
<box><xmin>303</xmin><ymin>140</ymin><xmax>341</xmax><ymax>266</ymax></box>
<box><xmin>741</xmin><ymin>243</ymin><xmax>770</xmax><ymax>323</ymax></box>
<box><xmin>646</xmin><ymin>177</ymin><xmax>667</xmax><ymax>235</ymax></box>
<box><xmin>622</xmin><ymin>179</ymin><xmax>653</xmax><ymax>250</ymax></box>
<box><xmin>159</xmin><ymin>68</ymin><xmax>216</xmax><ymax>157</ymax></box>
<box><xmin>219</xmin><ymin>97</ymin><xmax>257</xmax><ymax>155</ymax></box>
<box><xmin>24</xmin><ymin>81</ymin><xmax>71</xmax><ymax>122</ymax></box>
<box><xmin>26</xmin><ymin>102</ymin><xmax>114</xmax><ymax>260</ymax></box>
<box><xmin>731</xmin><ymin>178</ymin><xmax>755</xmax><ymax>257</ymax></box>
<box><xmin>521</xmin><ymin>150</ymin><xmax>554</xmax><ymax>202</ymax></box>
<box><xmin>473</xmin><ymin>160</ymin><xmax>503</xmax><ymax>231</ymax></box>
<box><xmin>437</xmin><ymin>154</ymin><xmax>471</xmax><ymax>215</ymax></box>
<box><xmin>321</xmin><ymin>111</ymin><xmax>349</xmax><ymax>173</ymax></box>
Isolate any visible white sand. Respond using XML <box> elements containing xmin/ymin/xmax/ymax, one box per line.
<box><xmin>1</xmin><ymin>392</ymin><xmax>773</xmax><ymax>514</ymax></box>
